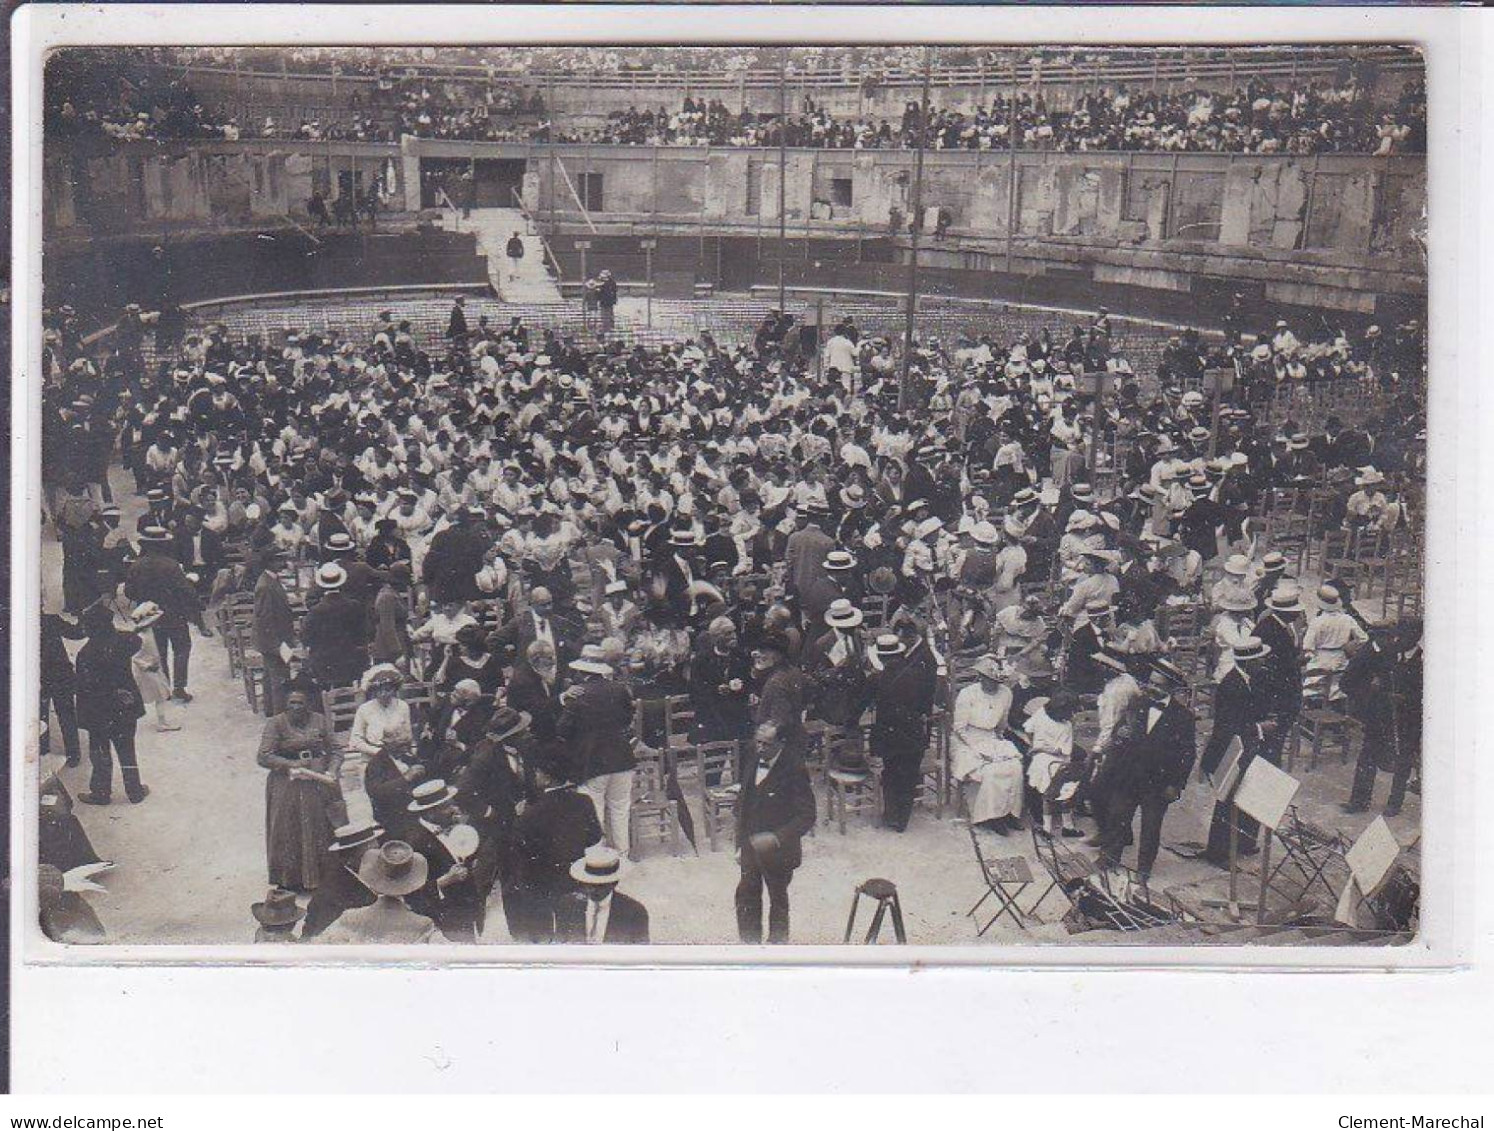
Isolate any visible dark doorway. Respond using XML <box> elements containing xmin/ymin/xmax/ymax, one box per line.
<box><xmin>419</xmin><ymin>156</ymin><xmax>528</xmax><ymax>210</ymax></box>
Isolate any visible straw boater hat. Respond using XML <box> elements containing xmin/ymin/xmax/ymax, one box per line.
<box><xmin>1261</xmin><ymin>551</ymin><xmax>1288</xmax><ymax>574</ymax></box>
<box><xmin>570</xmin><ymin>844</ymin><xmax>628</xmax><ymax>887</ymax></box>
<box><xmin>324</xmin><ymin>532</ymin><xmax>355</xmax><ymax>554</ymax></box>
<box><xmin>1316</xmin><ymin>584</ymin><xmax>1344</xmax><ymax>610</ymax></box>
<box><xmin>1148</xmin><ymin>657</ymin><xmax>1190</xmax><ymax>687</ymax></box>
<box><xmin>315</xmin><ymin>562</ymin><xmax>348</xmax><ymax>591</ymax></box>
<box><xmin>1287</xmin><ymin>434</ymin><xmax>1310</xmax><ymax>451</ymax></box>
<box><xmin>358</xmin><ymin>841</ymin><xmax>428</xmax><ymax>898</ymax></box>
<box><xmin>407</xmin><ymin>779</ymin><xmax>459</xmax><ymax>814</ymax></box>
<box><xmin>914</xmin><ymin>516</ymin><xmax>944</xmax><ymax>541</ymax></box>
<box><xmin>1223</xmin><ymin>554</ymin><xmax>1253</xmax><ymax>578</ymax></box>
<box><xmin>1266</xmin><ymin>584</ymin><xmax>1305</xmax><ymax>615</ymax></box>
<box><xmin>129</xmin><ymin>601</ymin><xmax>165</xmax><ymax>630</ymax></box>
<box><xmin>1232</xmin><ymin>637</ymin><xmax>1272</xmax><ymax>662</ymax></box>
<box><xmin>970</xmin><ymin>520</ymin><xmax>1001</xmax><ymax>546</ymax></box>
<box><xmin>570</xmin><ymin>644</ymin><xmax>615</xmax><ymax>677</ymax></box>
<box><xmin>972</xmin><ymin>654</ymin><xmax>1005</xmax><ymax>681</ymax></box>
<box><xmin>873</xmin><ymin>634</ymin><xmax>907</xmax><ymax>659</ymax></box>
<box><xmin>251</xmin><ymin>887</ymin><xmax>305</xmax><ymax>928</ymax></box>
<box><xmin>823</xmin><ymin>549</ymin><xmax>858</xmax><ymax>572</ymax></box>
<box><xmin>1010</xmin><ymin>487</ymin><xmax>1040</xmax><ymax>510</ymax></box>
<box><xmin>824</xmin><ymin>598</ymin><xmax>864</xmax><ymax>629</ymax></box>
<box><xmin>669</xmin><ymin>527</ymin><xmax>703</xmax><ymax>548</ymax></box>
<box><xmin>1216</xmin><ymin>589</ymin><xmax>1258</xmax><ymax>614</ymax></box>
<box><xmin>328</xmin><ymin>821</ymin><xmax>384</xmax><ymax>854</ymax></box>
<box><xmin>838</xmin><ymin>484</ymin><xmax>868</xmax><ymax>510</ymax></box>
<box><xmin>139</xmin><ymin>525</ymin><xmax>172</xmax><ymax>544</ymax></box>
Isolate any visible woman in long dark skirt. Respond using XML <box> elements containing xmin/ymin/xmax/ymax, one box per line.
<box><xmin>256</xmin><ymin>675</ymin><xmax>346</xmax><ymax>892</ymax></box>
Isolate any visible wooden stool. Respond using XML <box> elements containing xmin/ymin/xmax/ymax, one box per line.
<box><xmin>844</xmin><ymin>878</ymin><xmax>907</xmax><ymax>944</ymax></box>
<box><xmin>826</xmin><ymin>769</ymin><xmax>878</xmax><ymax>835</ymax></box>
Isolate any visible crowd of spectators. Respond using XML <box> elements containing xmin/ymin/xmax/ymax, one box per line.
<box><xmin>49</xmin><ymin>46</ymin><xmax>1425</xmax><ymax>157</ymax></box>
<box><xmin>552</xmin><ymin>79</ymin><xmax>1424</xmax><ymax>155</ymax></box>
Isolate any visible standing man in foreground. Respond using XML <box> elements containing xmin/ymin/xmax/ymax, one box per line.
<box><xmin>1094</xmin><ymin>659</ymin><xmax>1197</xmax><ymax>887</ymax></box>
<box><xmin>735</xmin><ymin>722</ymin><xmax>816</xmax><ymax>944</ymax></box>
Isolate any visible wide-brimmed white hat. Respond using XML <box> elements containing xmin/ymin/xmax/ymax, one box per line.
<box><xmin>1355</xmin><ymin>466</ymin><xmax>1386</xmax><ymax>486</ymax></box>
<box><xmin>1266</xmin><ymin>584</ymin><xmax>1305</xmax><ymax>614</ymax></box>
<box><xmin>874</xmin><ymin>634</ymin><xmax>906</xmax><ymax>659</ymax></box>
<box><xmin>315</xmin><ymin>563</ymin><xmax>348</xmax><ymax>591</ymax></box>
<box><xmin>570</xmin><ymin>844</ymin><xmax>628</xmax><ymax>886</ymax></box>
<box><xmin>129</xmin><ymin>601</ymin><xmax>165</xmax><ymax>629</ymax></box>
<box><xmin>1223</xmin><ymin>554</ymin><xmax>1253</xmax><ymax>577</ymax></box>
<box><xmin>407</xmin><ymin>779</ymin><xmax>459</xmax><ymax>814</ymax></box>
<box><xmin>970</xmin><ymin>520</ymin><xmax>1001</xmax><ymax>546</ymax></box>
<box><xmin>825</xmin><ymin>599</ymin><xmax>864</xmax><ymax>629</ymax></box>
<box><xmin>823</xmin><ymin>550</ymin><xmax>858</xmax><ymax>572</ymax></box>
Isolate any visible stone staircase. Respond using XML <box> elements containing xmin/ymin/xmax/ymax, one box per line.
<box><xmin>459</xmin><ymin>206</ymin><xmax>564</xmax><ymax>303</ymax></box>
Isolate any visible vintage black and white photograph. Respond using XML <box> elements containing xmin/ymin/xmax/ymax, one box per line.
<box><xmin>31</xmin><ymin>40</ymin><xmax>1429</xmax><ymax>951</ymax></box>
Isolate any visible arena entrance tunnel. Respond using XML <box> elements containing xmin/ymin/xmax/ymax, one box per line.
<box><xmin>418</xmin><ymin>156</ymin><xmax>528</xmax><ymax>210</ymax></box>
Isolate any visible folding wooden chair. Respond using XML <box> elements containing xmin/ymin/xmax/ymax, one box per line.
<box><xmin>697</xmin><ymin>741</ymin><xmax>741</xmax><ymax>851</ymax></box>
<box><xmin>1028</xmin><ymin>825</ymin><xmax>1100</xmax><ymax>921</ymax></box>
<box><xmin>628</xmin><ymin>748</ymin><xmax>683</xmax><ymax>862</ymax></box>
<box><xmin>1297</xmin><ymin>671</ymin><xmax>1355</xmax><ymax>768</ymax></box>
<box><xmin>1263</xmin><ymin>806</ymin><xmax>1349</xmax><ymax>909</ymax></box>
<box><xmin>967</xmin><ymin>826</ymin><xmax>1036</xmax><ymax>934</ymax></box>
<box><xmin>321</xmin><ymin>685</ymin><xmax>364</xmax><ymax>753</ymax></box>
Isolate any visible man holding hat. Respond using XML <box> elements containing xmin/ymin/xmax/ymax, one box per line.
<box><xmin>404</xmin><ymin>779</ymin><xmax>495</xmax><ymax>942</ymax></box>
<box><xmin>125</xmin><ymin>525</ymin><xmax>207</xmax><ymax>702</ymax></box>
<box><xmin>556</xmin><ymin>846</ymin><xmax>651</xmax><ymax>945</ymax></box>
<box><xmin>735</xmin><ymin>722</ymin><xmax>816</xmax><ymax>944</ymax></box>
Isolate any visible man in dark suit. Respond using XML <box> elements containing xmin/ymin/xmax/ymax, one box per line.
<box><xmin>301</xmin><ymin>821</ymin><xmax>382</xmax><ymax>940</ymax></box>
<box><xmin>559</xmin><ymin>654</ymin><xmax>637</xmax><ymax>857</ymax></box>
<box><xmin>403</xmin><ymin>780</ymin><xmax>501</xmax><ymax>943</ymax></box>
<box><xmin>1254</xmin><ymin>584</ymin><xmax>1305</xmax><ymax>768</ymax></box>
<box><xmin>423</xmin><ymin>506</ymin><xmax>488</xmax><ymax>604</ymax></box>
<box><xmin>420</xmin><ymin>679</ymin><xmax>492</xmax><ymax>780</ymax></box>
<box><xmin>492</xmin><ymin>586</ymin><xmax>583</xmax><ymax>667</ymax></box>
<box><xmin>735</xmin><ymin>721</ymin><xmax>817</xmax><ymax>943</ymax></box>
<box><xmin>555</xmin><ymin>846</ymin><xmax>650</xmax><ymax>944</ymax></box>
<box><xmin>1094</xmin><ymin>659</ymin><xmax>1198</xmax><ymax>884</ymax></box>
<box><xmin>1199</xmin><ymin>638</ymin><xmax>1272</xmax><ymax>865</ymax></box>
<box><xmin>688</xmin><ymin>616</ymin><xmax>754</xmax><ymax>745</ymax></box>
<box><xmin>511</xmin><ymin>748</ymin><xmax>603</xmax><ymax>943</ymax></box>
<box><xmin>171</xmin><ymin>507</ymin><xmax>226</xmax><ymax>600</ymax></box>
<box><xmin>869</xmin><ymin>630</ymin><xmax>939</xmax><ymax>832</ymax></box>
<box><xmin>125</xmin><ymin>526</ymin><xmax>207</xmax><ymax>701</ymax></box>
<box><xmin>300</xmin><ymin>563</ymin><xmax>371</xmax><ymax>689</ymax></box>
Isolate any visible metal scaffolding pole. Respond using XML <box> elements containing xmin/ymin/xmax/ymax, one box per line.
<box><xmin>898</xmin><ymin>47</ymin><xmax>934</xmax><ymax>413</ymax></box>
<box><xmin>777</xmin><ymin>46</ymin><xmax>788</xmax><ymax>313</ymax></box>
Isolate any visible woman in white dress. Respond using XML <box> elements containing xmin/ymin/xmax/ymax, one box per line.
<box><xmin>949</xmin><ymin>655</ymin><xmax>1024</xmax><ymax>834</ymax></box>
